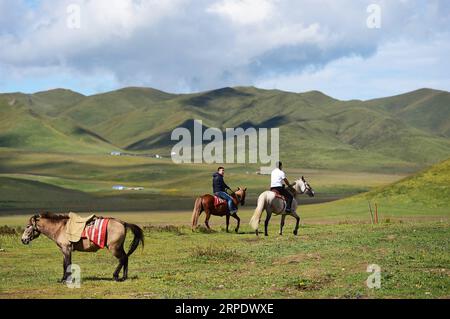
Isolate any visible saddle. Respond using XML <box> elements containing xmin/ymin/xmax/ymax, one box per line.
<box><xmin>271</xmin><ymin>189</ymin><xmax>286</xmax><ymax>201</ymax></box>
<box><xmin>213</xmin><ymin>195</ymin><xmax>228</xmax><ymax>208</ymax></box>
<box><xmin>270</xmin><ymin>190</ymin><xmax>288</xmax><ymax>212</ymax></box>
<box><xmin>66</xmin><ymin>212</ymin><xmax>96</xmax><ymax>243</ymax></box>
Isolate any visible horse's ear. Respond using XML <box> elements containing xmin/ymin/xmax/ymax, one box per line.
<box><xmin>237</xmin><ymin>187</ymin><xmax>241</xmax><ymax>190</ymax></box>
<box><xmin>302</xmin><ymin>176</ymin><xmax>305</xmax><ymax>181</ymax></box>
<box><xmin>244</xmin><ymin>188</ymin><xmax>247</xmax><ymax>191</ymax></box>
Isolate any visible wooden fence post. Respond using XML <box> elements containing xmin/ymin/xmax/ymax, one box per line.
<box><xmin>368</xmin><ymin>201</ymin><xmax>374</xmax><ymax>224</ymax></box>
<box><xmin>375</xmin><ymin>203</ymin><xmax>379</xmax><ymax>224</ymax></box>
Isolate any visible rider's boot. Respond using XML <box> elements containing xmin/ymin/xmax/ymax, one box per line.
<box><xmin>285</xmin><ymin>201</ymin><xmax>292</xmax><ymax>213</ymax></box>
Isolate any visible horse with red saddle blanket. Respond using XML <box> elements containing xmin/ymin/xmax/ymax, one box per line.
<box><xmin>191</xmin><ymin>187</ymin><xmax>247</xmax><ymax>232</ymax></box>
<box><xmin>21</xmin><ymin>212</ymin><xmax>144</xmax><ymax>283</ymax></box>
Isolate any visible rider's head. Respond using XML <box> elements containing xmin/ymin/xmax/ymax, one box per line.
<box><xmin>276</xmin><ymin>161</ymin><xmax>283</xmax><ymax>170</ymax></box>
<box><xmin>218</xmin><ymin>167</ymin><xmax>225</xmax><ymax>175</ymax></box>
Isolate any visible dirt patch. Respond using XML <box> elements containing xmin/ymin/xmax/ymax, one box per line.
<box><xmin>241</xmin><ymin>237</ymin><xmax>261</xmax><ymax>243</ymax></box>
<box><xmin>272</xmin><ymin>252</ymin><xmax>321</xmax><ymax>265</ymax></box>
<box><xmin>293</xmin><ymin>274</ymin><xmax>335</xmax><ymax>291</ymax></box>
<box><xmin>190</xmin><ymin>245</ymin><xmax>243</xmax><ymax>262</ymax></box>
<box><xmin>195</xmin><ymin>225</ymin><xmax>217</xmax><ymax>234</ymax></box>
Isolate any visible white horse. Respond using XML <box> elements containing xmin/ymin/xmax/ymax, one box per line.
<box><xmin>249</xmin><ymin>176</ymin><xmax>315</xmax><ymax>236</ymax></box>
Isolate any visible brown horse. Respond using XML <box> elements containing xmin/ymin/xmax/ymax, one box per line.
<box><xmin>191</xmin><ymin>187</ymin><xmax>247</xmax><ymax>232</ymax></box>
<box><xmin>21</xmin><ymin>213</ymin><xmax>144</xmax><ymax>282</ymax></box>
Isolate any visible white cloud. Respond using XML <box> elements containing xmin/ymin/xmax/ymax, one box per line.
<box><xmin>256</xmin><ymin>37</ymin><xmax>450</xmax><ymax>100</ymax></box>
<box><xmin>0</xmin><ymin>0</ymin><xmax>448</xmax><ymax>97</ymax></box>
<box><xmin>207</xmin><ymin>0</ymin><xmax>276</xmax><ymax>25</ymax></box>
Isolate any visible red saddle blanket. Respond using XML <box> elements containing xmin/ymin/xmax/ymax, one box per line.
<box><xmin>81</xmin><ymin>218</ymin><xmax>109</xmax><ymax>248</ymax></box>
<box><xmin>214</xmin><ymin>195</ymin><xmax>227</xmax><ymax>207</ymax></box>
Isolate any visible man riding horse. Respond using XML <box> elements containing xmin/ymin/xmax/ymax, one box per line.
<box><xmin>250</xmin><ymin>162</ymin><xmax>315</xmax><ymax>236</ymax></box>
<box><xmin>270</xmin><ymin>161</ymin><xmax>294</xmax><ymax>213</ymax></box>
<box><xmin>191</xmin><ymin>167</ymin><xmax>247</xmax><ymax>232</ymax></box>
<box><xmin>212</xmin><ymin>166</ymin><xmax>237</xmax><ymax>215</ymax></box>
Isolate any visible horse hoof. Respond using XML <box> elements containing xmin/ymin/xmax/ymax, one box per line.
<box><xmin>293</xmin><ymin>231</ymin><xmax>298</xmax><ymax>236</ymax></box>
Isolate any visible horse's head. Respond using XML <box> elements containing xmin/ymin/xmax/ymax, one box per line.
<box><xmin>21</xmin><ymin>214</ymin><xmax>41</xmax><ymax>245</ymax></box>
<box><xmin>234</xmin><ymin>187</ymin><xmax>247</xmax><ymax>206</ymax></box>
<box><xmin>292</xmin><ymin>176</ymin><xmax>315</xmax><ymax>197</ymax></box>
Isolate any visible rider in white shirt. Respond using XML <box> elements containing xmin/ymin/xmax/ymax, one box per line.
<box><xmin>270</xmin><ymin>161</ymin><xmax>294</xmax><ymax>212</ymax></box>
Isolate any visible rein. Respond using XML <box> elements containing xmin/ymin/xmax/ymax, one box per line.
<box><xmin>229</xmin><ymin>189</ymin><xmax>244</xmax><ymax>205</ymax></box>
<box><xmin>29</xmin><ymin>215</ymin><xmax>41</xmax><ymax>237</ymax></box>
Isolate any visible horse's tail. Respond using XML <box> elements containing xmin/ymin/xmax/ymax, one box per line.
<box><xmin>250</xmin><ymin>193</ymin><xmax>266</xmax><ymax>231</ymax></box>
<box><xmin>124</xmin><ymin>223</ymin><xmax>144</xmax><ymax>257</ymax></box>
<box><xmin>191</xmin><ymin>197</ymin><xmax>204</xmax><ymax>231</ymax></box>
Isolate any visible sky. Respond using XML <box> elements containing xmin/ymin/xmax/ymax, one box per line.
<box><xmin>0</xmin><ymin>0</ymin><xmax>449</xmax><ymax>100</ymax></box>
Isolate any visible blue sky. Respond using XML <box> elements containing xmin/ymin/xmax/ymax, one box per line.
<box><xmin>0</xmin><ymin>0</ymin><xmax>449</xmax><ymax>100</ymax></box>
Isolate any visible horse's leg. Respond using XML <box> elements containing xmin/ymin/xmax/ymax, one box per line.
<box><xmin>60</xmin><ymin>246</ymin><xmax>72</xmax><ymax>283</ymax></box>
<box><xmin>280</xmin><ymin>214</ymin><xmax>286</xmax><ymax>236</ymax></box>
<box><xmin>226</xmin><ymin>213</ymin><xmax>230</xmax><ymax>233</ymax></box>
<box><xmin>264</xmin><ymin>211</ymin><xmax>272</xmax><ymax>237</ymax></box>
<box><xmin>292</xmin><ymin>211</ymin><xmax>300</xmax><ymax>236</ymax></box>
<box><xmin>232</xmin><ymin>213</ymin><xmax>240</xmax><ymax>233</ymax></box>
<box><xmin>111</xmin><ymin>245</ymin><xmax>127</xmax><ymax>281</ymax></box>
<box><xmin>122</xmin><ymin>254</ymin><xmax>129</xmax><ymax>281</ymax></box>
<box><xmin>205</xmin><ymin>211</ymin><xmax>211</xmax><ymax>230</ymax></box>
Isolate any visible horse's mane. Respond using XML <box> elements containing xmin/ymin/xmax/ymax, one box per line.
<box><xmin>39</xmin><ymin>212</ymin><xmax>70</xmax><ymax>222</ymax></box>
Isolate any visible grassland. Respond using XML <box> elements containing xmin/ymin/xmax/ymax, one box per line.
<box><xmin>0</xmin><ymin>149</ymin><xmax>409</xmax><ymax>213</ymax></box>
<box><xmin>0</xmin><ymin>158</ymin><xmax>448</xmax><ymax>299</ymax></box>
<box><xmin>0</xmin><ymin>209</ymin><xmax>448</xmax><ymax>299</ymax></box>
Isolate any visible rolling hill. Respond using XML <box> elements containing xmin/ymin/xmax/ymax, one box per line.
<box><xmin>0</xmin><ymin>95</ymin><xmax>116</xmax><ymax>153</ymax></box>
<box><xmin>365</xmin><ymin>158</ymin><xmax>450</xmax><ymax>208</ymax></box>
<box><xmin>291</xmin><ymin>157</ymin><xmax>450</xmax><ymax>222</ymax></box>
<box><xmin>0</xmin><ymin>86</ymin><xmax>449</xmax><ymax>172</ymax></box>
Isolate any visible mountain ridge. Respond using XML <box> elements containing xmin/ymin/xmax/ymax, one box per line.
<box><xmin>1</xmin><ymin>86</ymin><xmax>449</xmax><ymax>172</ymax></box>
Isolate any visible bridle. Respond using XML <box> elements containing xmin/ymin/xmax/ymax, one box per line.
<box><xmin>26</xmin><ymin>215</ymin><xmax>41</xmax><ymax>239</ymax></box>
<box><xmin>293</xmin><ymin>180</ymin><xmax>313</xmax><ymax>196</ymax></box>
<box><xmin>230</xmin><ymin>189</ymin><xmax>246</xmax><ymax>206</ymax></box>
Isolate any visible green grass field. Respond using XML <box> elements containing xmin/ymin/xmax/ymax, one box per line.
<box><xmin>0</xmin><ymin>149</ymin><xmax>408</xmax><ymax>213</ymax></box>
<box><xmin>0</xmin><ymin>209</ymin><xmax>448</xmax><ymax>299</ymax></box>
<box><xmin>0</xmin><ymin>157</ymin><xmax>448</xmax><ymax>299</ymax></box>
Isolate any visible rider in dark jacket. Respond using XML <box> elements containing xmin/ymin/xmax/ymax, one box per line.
<box><xmin>212</xmin><ymin>167</ymin><xmax>237</xmax><ymax>214</ymax></box>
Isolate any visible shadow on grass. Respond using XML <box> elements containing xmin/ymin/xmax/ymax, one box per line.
<box><xmin>235</xmin><ymin>231</ymin><xmax>258</xmax><ymax>235</ymax></box>
<box><xmin>83</xmin><ymin>275</ymin><xmax>138</xmax><ymax>282</ymax></box>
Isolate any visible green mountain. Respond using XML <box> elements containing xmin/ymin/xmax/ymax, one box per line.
<box><xmin>1</xmin><ymin>86</ymin><xmax>449</xmax><ymax>172</ymax></box>
<box><xmin>364</xmin><ymin>88</ymin><xmax>450</xmax><ymax>137</ymax></box>
<box><xmin>0</xmin><ymin>95</ymin><xmax>117</xmax><ymax>153</ymax></box>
